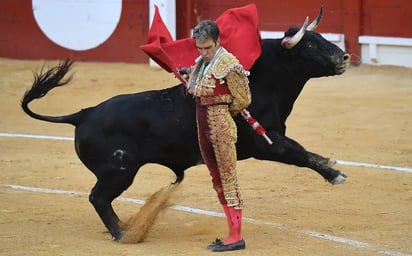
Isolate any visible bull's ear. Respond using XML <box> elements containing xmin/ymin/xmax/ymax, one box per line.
<box><xmin>307</xmin><ymin>5</ymin><xmax>323</xmax><ymax>31</ymax></box>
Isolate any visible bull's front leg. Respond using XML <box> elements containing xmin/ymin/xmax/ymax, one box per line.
<box><xmin>254</xmin><ymin>131</ymin><xmax>347</xmax><ymax>184</ymax></box>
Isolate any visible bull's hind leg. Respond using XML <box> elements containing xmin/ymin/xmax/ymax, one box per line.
<box><xmin>306</xmin><ymin>151</ymin><xmax>337</xmax><ymax>167</ymax></box>
<box><xmin>89</xmin><ymin>173</ymin><xmax>136</xmax><ymax>241</ymax></box>
<box><xmin>306</xmin><ymin>151</ymin><xmax>347</xmax><ymax>184</ymax></box>
<box><xmin>261</xmin><ymin>132</ymin><xmax>347</xmax><ymax>184</ymax></box>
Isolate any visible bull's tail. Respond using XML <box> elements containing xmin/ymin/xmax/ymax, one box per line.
<box><xmin>21</xmin><ymin>59</ymin><xmax>84</xmax><ymax>126</ymax></box>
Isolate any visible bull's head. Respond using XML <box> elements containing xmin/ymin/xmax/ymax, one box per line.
<box><xmin>280</xmin><ymin>6</ymin><xmax>350</xmax><ymax>75</ymax></box>
<box><xmin>281</xmin><ymin>6</ymin><xmax>323</xmax><ymax>49</ymax></box>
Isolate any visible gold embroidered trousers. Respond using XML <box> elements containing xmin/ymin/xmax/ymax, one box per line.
<box><xmin>196</xmin><ymin>99</ymin><xmax>243</xmax><ymax>208</ymax></box>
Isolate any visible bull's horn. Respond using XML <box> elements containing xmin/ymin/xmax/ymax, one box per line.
<box><xmin>281</xmin><ymin>16</ymin><xmax>309</xmax><ymax>49</ymax></box>
<box><xmin>307</xmin><ymin>6</ymin><xmax>323</xmax><ymax>31</ymax></box>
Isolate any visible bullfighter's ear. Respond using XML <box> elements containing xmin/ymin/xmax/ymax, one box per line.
<box><xmin>307</xmin><ymin>5</ymin><xmax>323</xmax><ymax>31</ymax></box>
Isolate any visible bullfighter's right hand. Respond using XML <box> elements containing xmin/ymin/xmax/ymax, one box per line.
<box><xmin>178</xmin><ymin>67</ymin><xmax>191</xmax><ymax>80</ymax></box>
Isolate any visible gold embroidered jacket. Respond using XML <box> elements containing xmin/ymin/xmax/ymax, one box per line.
<box><xmin>187</xmin><ymin>47</ymin><xmax>252</xmax><ymax>116</ymax></box>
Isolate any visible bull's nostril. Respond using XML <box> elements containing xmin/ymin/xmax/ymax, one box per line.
<box><xmin>343</xmin><ymin>54</ymin><xmax>350</xmax><ymax>61</ymax></box>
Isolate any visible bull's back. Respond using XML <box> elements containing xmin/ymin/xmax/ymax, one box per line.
<box><xmin>74</xmin><ymin>85</ymin><xmax>200</xmax><ymax>164</ymax></box>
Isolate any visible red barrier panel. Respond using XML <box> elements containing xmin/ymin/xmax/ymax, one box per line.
<box><xmin>0</xmin><ymin>0</ymin><xmax>149</xmax><ymax>63</ymax></box>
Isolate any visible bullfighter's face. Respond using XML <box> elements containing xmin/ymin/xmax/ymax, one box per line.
<box><xmin>196</xmin><ymin>38</ymin><xmax>220</xmax><ymax>63</ymax></box>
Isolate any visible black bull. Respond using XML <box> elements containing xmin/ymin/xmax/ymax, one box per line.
<box><xmin>21</xmin><ymin>28</ymin><xmax>350</xmax><ymax>240</ymax></box>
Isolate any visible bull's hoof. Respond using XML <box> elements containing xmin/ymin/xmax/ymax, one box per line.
<box><xmin>329</xmin><ymin>172</ymin><xmax>347</xmax><ymax>185</ymax></box>
<box><xmin>111</xmin><ymin>230</ymin><xmax>124</xmax><ymax>241</ymax></box>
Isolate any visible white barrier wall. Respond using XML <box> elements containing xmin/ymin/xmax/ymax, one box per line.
<box><xmin>359</xmin><ymin>36</ymin><xmax>412</xmax><ymax>68</ymax></box>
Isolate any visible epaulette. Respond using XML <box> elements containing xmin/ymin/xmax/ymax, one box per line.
<box><xmin>212</xmin><ymin>52</ymin><xmax>248</xmax><ymax>79</ymax></box>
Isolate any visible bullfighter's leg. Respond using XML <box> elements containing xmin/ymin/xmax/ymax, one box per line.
<box><xmin>196</xmin><ymin>104</ymin><xmax>226</xmax><ymax>205</ymax></box>
<box><xmin>197</xmin><ymin>103</ymin><xmax>245</xmax><ymax>250</ymax></box>
<box><xmin>89</xmin><ymin>173</ymin><xmax>136</xmax><ymax>241</ymax></box>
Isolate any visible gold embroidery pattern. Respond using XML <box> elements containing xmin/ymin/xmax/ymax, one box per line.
<box><xmin>199</xmin><ymin>94</ymin><xmax>232</xmax><ymax>106</ymax></box>
<box><xmin>193</xmin><ymin>72</ymin><xmax>216</xmax><ymax>97</ymax></box>
<box><xmin>226</xmin><ymin>70</ymin><xmax>252</xmax><ymax>116</ymax></box>
<box><xmin>212</xmin><ymin>51</ymin><xmax>250</xmax><ymax>78</ymax></box>
<box><xmin>206</xmin><ymin>104</ymin><xmax>243</xmax><ymax>208</ymax></box>
<box><xmin>213</xmin><ymin>54</ymin><xmax>239</xmax><ymax>78</ymax></box>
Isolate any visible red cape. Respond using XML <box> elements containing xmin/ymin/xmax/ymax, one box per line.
<box><xmin>140</xmin><ymin>4</ymin><xmax>262</xmax><ymax>83</ymax></box>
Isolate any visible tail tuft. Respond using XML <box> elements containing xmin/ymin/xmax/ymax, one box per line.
<box><xmin>21</xmin><ymin>59</ymin><xmax>80</xmax><ymax>125</ymax></box>
<box><xmin>22</xmin><ymin>59</ymin><xmax>74</xmax><ymax>105</ymax></box>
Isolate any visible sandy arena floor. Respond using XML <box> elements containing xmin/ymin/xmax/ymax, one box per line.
<box><xmin>0</xmin><ymin>58</ymin><xmax>411</xmax><ymax>256</ymax></box>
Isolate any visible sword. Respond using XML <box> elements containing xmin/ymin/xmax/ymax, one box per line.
<box><xmin>240</xmin><ymin>109</ymin><xmax>273</xmax><ymax>145</ymax></box>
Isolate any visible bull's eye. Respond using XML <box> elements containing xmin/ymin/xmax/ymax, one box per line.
<box><xmin>307</xmin><ymin>42</ymin><xmax>315</xmax><ymax>49</ymax></box>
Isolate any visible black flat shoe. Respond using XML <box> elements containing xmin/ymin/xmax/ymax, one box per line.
<box><xmin>211</xmin><ymin>239</ymin><xmax>246</xmax><ymax>252</ymax></box>
<box><xmin>207</xmin><ymin>238</ymin><xmax>223</xmax><ymax>249</ymax></box>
